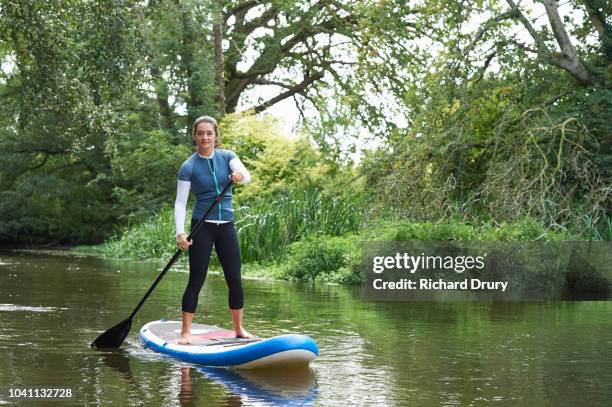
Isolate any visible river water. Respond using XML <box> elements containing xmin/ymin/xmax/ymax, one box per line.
<box><xmin>0</xmin><ymin>251</ymin><xmax>611</xmax><ymax>406</ymax></box>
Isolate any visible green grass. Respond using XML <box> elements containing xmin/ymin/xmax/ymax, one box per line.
<box><xmin>580</xmin><ymin>214</ymin><xmax>612</xmax><ymax>241</ymax></box>
<box><xmin>375</xmin><ymin>216</ymin><xmax>570</xmax><ymax>242</ymax></box>
<box><xmin>98</xmin><ymin>207</ymin><xmax>180</xmax><ymax>261</ymax></box>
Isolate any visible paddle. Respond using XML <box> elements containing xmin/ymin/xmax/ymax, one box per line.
<box><xmin>91</xmin><ymin>180</ymin><xmax>234</xmax><ymax>348</ymax></box>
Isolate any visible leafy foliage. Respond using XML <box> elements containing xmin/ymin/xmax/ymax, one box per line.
<box><xmin>280</xmin><ymin>234</ymin><xmax>361</xmax><ymax>284</ymax></box>
<box><xmin>1</xmin><ymin>0</ymin><xmax>610</xmax><ymax>248</ymax></box>
<box><xmin>0</xmin><ymin>0</ymin><xmax>143</xmax><ymax>243</ymax></box>
<box><xmin>236</xmin><ymin>186</ymin><xmax>361</xmax><ymax>262</ymax></box>
<box><xmin>358</xmin><ymin>0</ymin><xmax>612</xmax><ymax>240</ymax></box>
<box><xmin>106</xmin><ymin>127</ymin><xmax>192</xmax><ymax>223</ymax></box>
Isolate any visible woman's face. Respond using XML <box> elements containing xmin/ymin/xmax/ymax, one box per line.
<box><xmin>194</xmin><ymin>122</ymin><xmax>217</xmax><ymax>150</ymax></box>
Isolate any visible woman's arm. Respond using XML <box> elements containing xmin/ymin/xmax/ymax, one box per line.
<box><xmin>174</xmin><ymin>180</ymin><xmax>191</xmax><ymax>236</ymax></box>
<box><xmin>229</xmin><ymin>157</ymin><xmax>251</xmax><ymax>184</ymax></box>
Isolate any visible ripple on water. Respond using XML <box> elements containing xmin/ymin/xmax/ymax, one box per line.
<box><xmin>0</xmin><ymin>304</ymin><xmax>68</xmax><ymax>312</ymax></box>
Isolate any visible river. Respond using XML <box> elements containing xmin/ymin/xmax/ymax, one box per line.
<box><xmin>1</xmin><ymin>251</ymin><xmax>611</xmax><ymax>406</ymax></box>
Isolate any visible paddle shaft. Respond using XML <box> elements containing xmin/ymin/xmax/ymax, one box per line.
<box><xmin>127</xmin><ymin>180</ymin><xmax>233</xmax><ymax>321</ymax></box>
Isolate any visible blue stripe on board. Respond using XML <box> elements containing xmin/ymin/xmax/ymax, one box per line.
<box><xmin>140</xmin><ymin>330</ymin><xmax>318</xmax><ymax>367</ymax></box>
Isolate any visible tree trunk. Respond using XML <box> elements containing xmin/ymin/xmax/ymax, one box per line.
<box><xmin>581</xmin><ymin>0</ymin><xmax>612</xmax><ymax>68</ymax></box>
<box><xmin>150</xmin><ymin>66</ymin><xmax>173</xmax><ymax>130</ymax></box>
<box><xmin>213</xmin><ymin>21</ymin><xmax>225</xmax><ymax>117</ymax></box>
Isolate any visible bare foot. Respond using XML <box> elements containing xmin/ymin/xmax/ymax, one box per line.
<box><xmin>235</xmin><ymin>328</ymin><xmax>253</xmax><ymax>339</ymax></box>
<box><xmin>178</xmin><ymin>333</ymin><xmax>191</xmax><ymax>344</ymax></box>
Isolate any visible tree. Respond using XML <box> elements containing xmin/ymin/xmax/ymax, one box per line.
<box><xmin>143</xmin><ymin>0</ymin><xmax>450</xmax><ymax>136</ymax></box>
<box><xmin>359</xmin><ymin>0</ymin><xmax>611</xmax><ymax>236</ymax></box>
<box><xmin>0</xmin><ymin>0</ymin><xmax>143</xmax><ymax>242</ymax></box>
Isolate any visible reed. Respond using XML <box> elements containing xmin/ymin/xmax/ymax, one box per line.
<box><xmin>235</xmin><ymin>187</ymin><xmax>361</xmax><ymax>262</ymax></box>
<box><xmin>100</xmin><ymin>207</ymin><xmax>180</xmax><ymax>261</ymax></box>
<box><xmin>99</xmin><ymin>187</ymin><xmax>361</xmax><ymax>263</ymax></box>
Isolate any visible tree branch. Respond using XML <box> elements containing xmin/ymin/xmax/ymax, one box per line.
<box><xmin>251</xmin><ymin>78</ymin><xmax>295</xmax><ymax>88</ymax></box>
<box><xmin>225</xmin><ymin>11</ymin><xmax>355</xmax><ymax>111</ymax></box>
<box><xmin>292</xmin><ymin>94</ymin><xmax>306</xmax><ymax>122</ymax></box>
<box><xmin>510</xmin><ymin>40</ymin><xmax>539</xmax><ymax>55</ymax></box>
<box><xmin>474</xmin><ymin>51</ymin><xmax>497</xmax><ymax>83</ymax></box>
<box><xmin>581</xmin><ymin>0</ymin><xmax>612</xmax><ymax>65</ymax></box>
<box><xmin>246</xmin><ymin>70</ymin><xmax>325</xmax><ymax>114</ymax></box>
<box><xmin>504</xmin><ymin>0</ymin><xmax>550</xmax><ymax>55</ymax></box>
<box><xmin>542</xmin><ymin>0</ymin><xmax>592</xmax><ymax>84</ymax></box>
<box><xmin>465</xmin><ymin>9</ymin><xmax>518</xmax><ymax>57</ymax></box>
<box><xmin>225</xmin><ymin>3</ymin><xmax>279</xmax><ymax>79</ymax></box>
<box><xmin>223</xmin><ymin>0</ymin><xmax>260</xmax><ymax>23</ymax></box>
<box><xmin>505</xmin><ymin>0</ymin><xmax>594</xmax><ymax>85</ymax></box>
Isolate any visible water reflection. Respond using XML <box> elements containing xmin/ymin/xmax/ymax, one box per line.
<box><xmin>180</xmin><ymin>366</ymin><xmax>317</xmax><ymax>406</ymax></box>
<box><xmin>96</xmin><ymin>343</ymin><xmax>317</xmax><ymax>406</ymax></box>
<box><xmin>179</xmin><ymin>367</ymin><xmax>196</xmax><ymax>407</ymax></box>
<box><xmin>97</xmin><ymin>348</ymin><xmax>133</xmax><ymax>377</ymax></box>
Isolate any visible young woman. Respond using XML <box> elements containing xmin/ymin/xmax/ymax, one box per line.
<box><xmin>174</xmin><ymin>116</ymin><xmax>252</xmax><ymax>344</ymax></box>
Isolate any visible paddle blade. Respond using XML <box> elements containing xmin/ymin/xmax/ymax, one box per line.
<box><xmin>91</xmin><ymin>318</ymin><xmax>132</xmax><ymax>349</ymax></box>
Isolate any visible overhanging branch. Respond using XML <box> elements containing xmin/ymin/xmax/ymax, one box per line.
<box><xmin>246</xmin><ymin>70</ymin><xmax>324</xmax><ymax>113</ymax></box>
<box><xmin>542</xmin><ymin>0</ymin><xmax>592</xmax><ymax>84</ymax></box>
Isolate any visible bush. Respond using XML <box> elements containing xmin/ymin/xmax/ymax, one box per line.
<box><xmin>379</xmin><ymin>217</ymin><xmax>567</xmax><ymax>242</ymax></box>
<box><xmin>280</xmin><ymin>234</ymin><xmax>361</xmax><ymax>284</ymax></box>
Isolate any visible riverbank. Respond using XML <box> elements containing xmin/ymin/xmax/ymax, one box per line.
<box><xmin>66</xmin><ymin>216</ymin><xmax>578</xmax><ymax>286</ymax></box>
<box><xmin>9</xmin><ymin>213</ymin><xmax>604</xmax><ymax>291</ymax></box>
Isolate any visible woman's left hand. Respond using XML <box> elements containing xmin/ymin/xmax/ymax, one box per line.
<box><xmin>230</xmin><ymin>171</ymin><xmax>244</xmax><ymax>183</ymax></box>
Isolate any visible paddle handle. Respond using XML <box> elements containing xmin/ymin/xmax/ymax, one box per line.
<box><xmin>128</xmin><ymin>180</ymin><xmax>233</xmax><ymax>320</ymax></box>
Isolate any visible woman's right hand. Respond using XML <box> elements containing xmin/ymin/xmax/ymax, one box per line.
<box><xmin>176</xmin><ymin>233</ymin><xmax>192</xmax><ymax>251</ymax></box>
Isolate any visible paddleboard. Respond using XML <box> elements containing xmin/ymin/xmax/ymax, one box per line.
<box><xmin>139</xmin><ymin>320</ymin><xmax>318</xmax><ymax>369</ymax></box>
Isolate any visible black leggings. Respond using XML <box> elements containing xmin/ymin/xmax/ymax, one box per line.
<box><xmin>182</xmin><ymin>219</ymin><xmax>244</xmax><ymax>312</ymax></box>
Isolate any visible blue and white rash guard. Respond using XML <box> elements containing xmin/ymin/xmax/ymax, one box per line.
<box><xmin>174</xmin><ymin>149</ymin><xmax>251</xmax><ymax>236</ymax></box>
